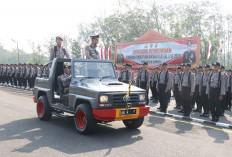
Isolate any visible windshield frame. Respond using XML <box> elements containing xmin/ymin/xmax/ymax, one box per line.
<box><xmin>71</xmin><ymin>59</ymin><xmax>117</xmax><ymax>80</ymax></box>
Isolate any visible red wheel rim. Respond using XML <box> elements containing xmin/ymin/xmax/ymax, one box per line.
<box><xmin>37</xmin><ymin>101</ymin><xmax>44</xmax><ymax>116</ymax></box>
<box><xmin>76</xmin><ymin>110</ymin><xmax>86</xmax><ymax>129</ymax></box>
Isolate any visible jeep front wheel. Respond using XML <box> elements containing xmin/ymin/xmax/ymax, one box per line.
<box><xmin>37</xmin><ymin>96</ymin><xmax>52</xmax><ymax>121</ymax></box>
<box><xmin>123</xmin><ymin>117</ymin><xmax>144</xmax><ymax>129</ymax></box>
<box><xmin>74</xmin><ymin>104</ymin><xmax>96</xmax><ymax>134</ymax></box>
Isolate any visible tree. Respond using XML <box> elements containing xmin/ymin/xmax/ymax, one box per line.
<box><xmin>70</xmin><ymin>39</ymin><xmax>81</xmax><ymax>58</ymax></box>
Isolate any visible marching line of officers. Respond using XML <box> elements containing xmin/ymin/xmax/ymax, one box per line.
<box><xmin>0</xmin><ymin>63</ymin><xmax>50</xmax><ymax>90</ymax></box>
<box><xmin>118</xmin><ymin>61</ymin><xmax>231</xmax><ymax>122</ymax></box>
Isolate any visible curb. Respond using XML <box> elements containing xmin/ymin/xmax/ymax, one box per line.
<box><xmin>149</xmin><ymin>111</ymin><xmax>232</xmax><ymax>129</ymax></box>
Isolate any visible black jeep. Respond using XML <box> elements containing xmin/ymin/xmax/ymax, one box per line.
<box><xmin>33</xmin><ymin>58</ymin><xmax>150</xmax><ymax>134</ymax></box>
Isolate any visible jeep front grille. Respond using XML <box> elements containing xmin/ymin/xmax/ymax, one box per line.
<box><xmin>112</xmin><ymin>94</ymin><xmax>139</xmax><ymax>104</ymax></box>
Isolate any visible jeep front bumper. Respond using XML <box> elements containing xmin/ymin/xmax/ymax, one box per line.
<box><xmin>92</xmin><ymin>106</ymin><xmax>150</xmax><ymax>121</ymax></box>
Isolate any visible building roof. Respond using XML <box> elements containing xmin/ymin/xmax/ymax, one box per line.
<box><xmin>134</xmin><ymin>30</ymin><xmax>170</xmax><ymax>42</ymax></box>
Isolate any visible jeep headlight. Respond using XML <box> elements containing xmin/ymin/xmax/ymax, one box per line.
<box><xmin>139</xmin><ymin>94</ymin><xmax>146</xmax><ymax>102</ymax></box>
<box><xmin>100</xmin><ymin>95</ymin><xmax>109</xmax><ymax>103</ymax></box>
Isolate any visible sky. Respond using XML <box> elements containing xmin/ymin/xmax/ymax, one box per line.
<box><xmin>0</xmin><ymin>0</ymin><xmax>231</xmax><ymax>53</ymax></box>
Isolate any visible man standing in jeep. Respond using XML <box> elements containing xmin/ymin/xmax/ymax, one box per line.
<box><xmin>85</xmin><ymin>35</ymin><xmax>100</xmax><ymax>59</ymax></box>
<box><xmin>49</xmin><ymin>36</ymin><xmax>71</xmax><ymax>62</ymax></box>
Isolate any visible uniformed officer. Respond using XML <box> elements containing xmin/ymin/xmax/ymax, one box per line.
<box><xmin>18</xmin><ymin>63</ymin><xmax>22</xmax><ymax>88</ymax></box>
<box><xmin>12</xmin><ymin>64</ymin><xmax>17</xmax><ymax>87</ymax></box>
<box><xmin>199</xmin><ymin>64</ymin><xmax>211</xmax><ymax>117</ymax></box>
<box><xmin>22</xmin><ymin>64</ymin><xmax>27</xmax><ymax>89</ymax></box>
<box><xmin>193</xmin><ymin>66</ymin><xmax>203</xmax><ymax>112</ymax></box>
<box><xmin>2</xmin><ymin>64</ymin><xmax>7</xmax><ymax>85</ymax></box>
<box><xmin>220</xmin><ymin>65</ymin><xmax>227</xmax><ymax>116</ymax></box>
<box><xmin>179</xmin><ymin>63</ymin><xmax>195</xmax><ymax>117</ymax></box>
<box><xmin>49</xmin><ymin>36</ymin><xmax>70</xmax><ymax>62</ymax></box>
<box><xmin>206</xmin><ymin>62</ymin><xmax>226</xmax><ymax>122</ymax></box>
<box><xmin>25</xmin><ymin>64</ymin><xmax>31</xmax><ymax>89</ymax></box>
<box><xmin>85</xmin><ymin>35</ymin><xmax>100</xmax><ymax>59</ymax></box>
<box><xmin>178</xmin><ymin>63</ymin><xmax>186</xmax><ymax>113</ymax></box>
<box><xmin>183</xmin><ymin>41</ymin><xmax>196</xmax><ymax>64</ymax></box>
<box><xmin>156</xmin><ymin>62</ymin><xmax>172</xmax><ymax>113</ymax></box>
<box><xmin>136</xmin><ymin>62</ymin><xmax>150</xmax><ymax>104</ymax></box>
<box><xmin>30</xmin><ymin>64</ymin><xmax>36</xmax><ymax>89</ymax></box>
<box><xmin>0</xmin><ymin>64</ymin><xmax>5</xmax><ymax>85</ymax></box>
<box><xmin>128</xmin><ymin>64</ymin><xmax>134</xmax><ymax>82</ymax></box>
<box><xmin>173</xmin><ymin>67</ymin><xmax>182</xmax><ymax>109</ymax></box>
<box><xmin>6</xmin><ymin>64</ymin><xmax>9</xmax><ymax>85</ymax></box>
<box><xmin>10</xmin><ymin>64</ymin><xmax>15</xmax><ymax>86</ymax></box>
<box><xmin>42</xmin><ymin>65</ymin><xmax>49</xmax><ymax>78</ymax></box>
<box><xmin>58</xmin><ymin>65</ymin><xmax>72</xmax><ymax>95</ymax></box>
<box><xmin>39</xmin><ymin>64</ymin><xmax>44</xmax><ymax>78</ymax></box>
<box><xmin>14</xmin><ymin>64</ymin><xmax>19</xmax><ymax>87</ymax></box>
<box><xmin>118</xmin><ymin>63</ymin><xmax>134</xmax><ymax>83</ymax></box>
<box><xmin>150</xmin><ymin>67</ymin><xmax>159</xmax><ymax>103</ymax></box>
<box><xmin>190</xmin><ymin>68</ymin><xmax>197</xmax><ymax>108</ymax></box>
<box><xmin>226</xmin><ymin>69</ymin><xmax>232</xmax><ymax>111</ymax></box>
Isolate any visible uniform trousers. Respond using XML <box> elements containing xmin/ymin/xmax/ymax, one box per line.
<box><xmin>173</xmin><ymin>84</ymin><xmax>181</xmax><ymax>107</ymax></box>
<box><xmin>209</xmin><ymin>88</ymin><xmax>221</xmax><ymax>120</ymax></box>
<box><xmin>150</xmin><ymin>81</ymin><xmax>158</xmax><ymax>101</ymax></box>
<box><xmin>181</xmin><ymin>86</ymin><xmax>192</xmax><ymax>116</ymax></box>
<box><xmin>158</xmin><ymin>84</ymin><xmax>169</xmax><ymax>112</ymax></box>
<box><xmin>14</xmin><ymin>76</ymin><xmax>17</xmax><ymax>86</ymax></box>
<box><xmin>201</xmin><ymin>86</ymin><xmax>209</xmax><ymax>114</ymax></box>
<box><xmin>226</xmin><ymin>87</ymin><xmax>231</xmax><ymax>110</ymax></box>
<box><xmin>192</xmin><ymin>85</ymin><xmax>201</xmax><ymax>109</ymax></box>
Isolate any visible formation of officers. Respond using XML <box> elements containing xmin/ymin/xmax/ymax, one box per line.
<box><xmin>0</xmin><ymin>63</ymin><xmax>49</xmax><ymax>90</ymax></box>
<box><xmin>118</xmin><ymin>61</ymin><xmax>232</xmax><ymax>122</ymax></box>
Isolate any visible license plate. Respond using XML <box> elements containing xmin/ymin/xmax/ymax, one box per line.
<box><xmin>120</xmin><ymin>109</ymin><xmax>137</xmax><ymax>116</ymax></box>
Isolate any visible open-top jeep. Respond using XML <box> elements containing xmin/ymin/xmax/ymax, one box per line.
<box><xmin>33</xmin><ymin>58</ymin><xmax>150</xmax><ymax>134</ymax></box>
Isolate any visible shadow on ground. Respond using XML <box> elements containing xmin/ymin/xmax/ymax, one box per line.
<box><xmin>203</xmin><ymin>127</ymin><xmax>230</xmax><ymax>143</ymax></box>
<box><xmin>0</xmin><ymin>117</ymin><xmax>142</xmax><ymax>155</ymax></box>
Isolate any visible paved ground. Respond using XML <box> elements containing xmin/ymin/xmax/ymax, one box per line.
<box><xmin>0</xmin><ymin>87</ymin><xmax>232</xmax><ymax>157</ymax></box>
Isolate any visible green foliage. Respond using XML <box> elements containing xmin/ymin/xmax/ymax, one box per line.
<box><xmin>71</xmin><ymin>39</ymin><xmax>81</xmax><ymax>58</ymax></box>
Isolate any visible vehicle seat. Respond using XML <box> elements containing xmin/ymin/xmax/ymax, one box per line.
<box><xmin>57</xmin><ymin>76</ymin><xmax>68</xmax><ymax>105</ymax></box>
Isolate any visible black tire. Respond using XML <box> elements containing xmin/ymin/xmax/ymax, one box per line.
<box><xmin>123</xmin><ymin>117</ymin><xmax>144</xmax><ymax>129</ymax></box>
<box><xmin>36</xmin><ymin>96</ymin><xmax>52</xmax><ymax>121</ymax></box>
<box><xmin>74</xmin><ymin>104</ymin><xmax>96</xmax><ymax>134</ymax></box>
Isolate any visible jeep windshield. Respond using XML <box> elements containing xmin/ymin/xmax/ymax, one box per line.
<box><xmin>73</xmin><ymin>61</ymin><xmax>116</xmax><ymax>80</ymax></box>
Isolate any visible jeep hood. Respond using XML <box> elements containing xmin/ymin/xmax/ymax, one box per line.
<box><xmin>79</xmin><ymin>80</ymin><xmax>145</xmax><ymax>93</ymax></box>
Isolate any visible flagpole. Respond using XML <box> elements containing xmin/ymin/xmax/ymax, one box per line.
<box><xmin>224</xmin><ymin>40</ymin><xmax>226</xmax><ymax>66</ymax></box>
<box><xmin>228</xmin><ymin>21</ymin><xmax>230</xmax><ymax>68</ymax></box>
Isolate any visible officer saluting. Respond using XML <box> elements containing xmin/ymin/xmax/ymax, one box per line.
<box><xmin>206</xmin><ymin>62</ymin><xmax>226</xmax><ymax>122</ymax></box>
<box><xmin>118</xmin><ymin>63</ymin><xmax>134</xmax><ymax>83</ymax></box>
<box><xmin>136</xmin><ymin>62</ymin><xmax>150</xmax><ymax>104</ymax></box>
<box><xmin>179</xmin><ymin>63</ymin><xmax>195</xmax><ymax>117</ymax></box>
<box><xmin>156</xmin><ymin>63</ymin><xmax>172</xmax><ymax>113</ymax></box>
<box><xmin>199</xmin><ymin>64</ymin><xmax>211</xmax><ymax>117</ymax></box>
<box><xmin>85</xmin><ymin>35</ymin><xmax>100</xmax><ymax>59</ymax></box>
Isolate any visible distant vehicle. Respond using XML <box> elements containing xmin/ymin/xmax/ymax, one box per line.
<box><xmin>33</xmin><ymin>58</ymin><xmax>150</xmax><ymax>134</ymax></box>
